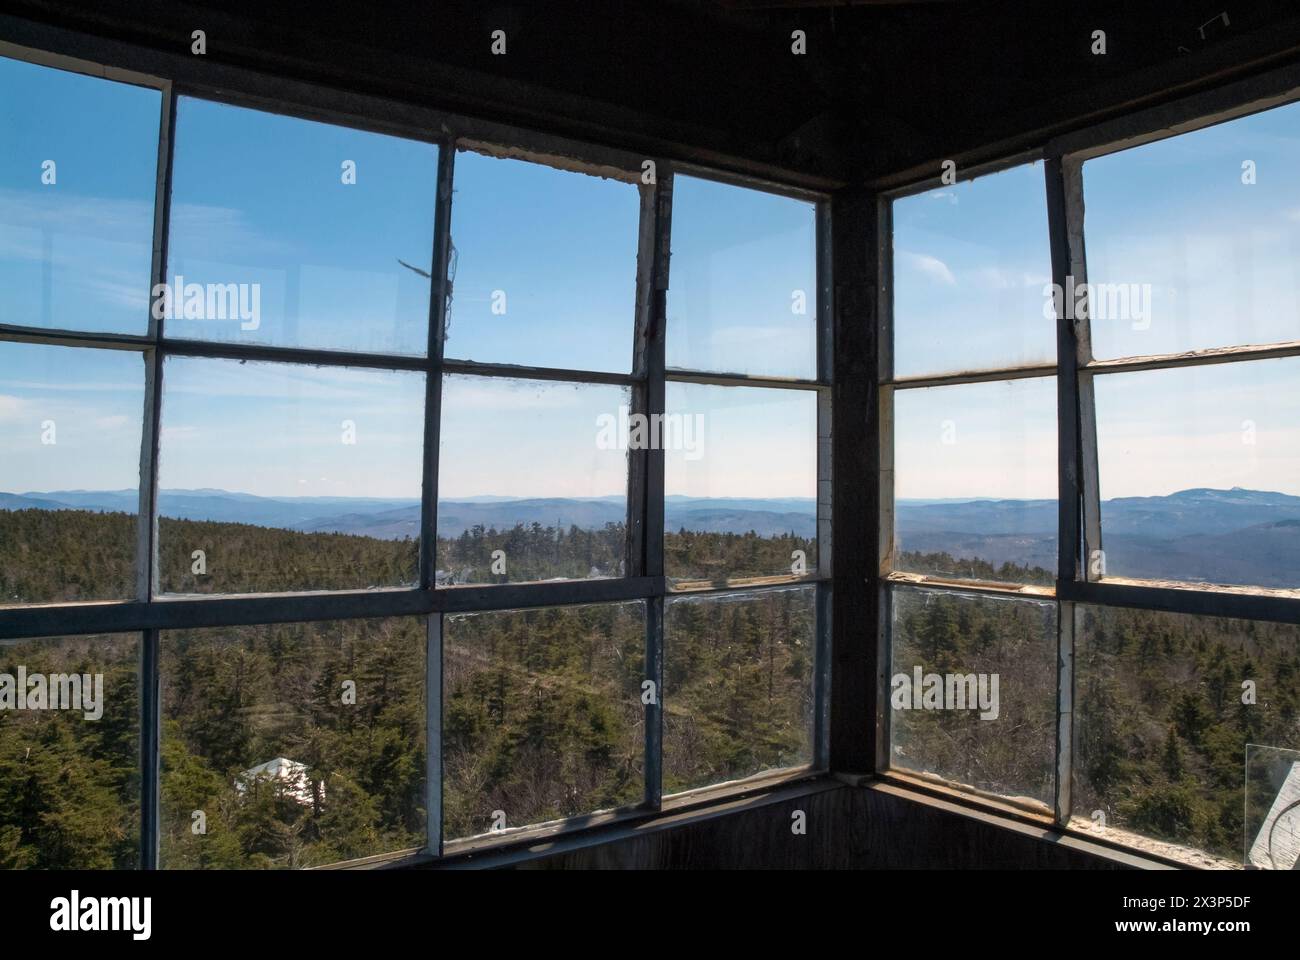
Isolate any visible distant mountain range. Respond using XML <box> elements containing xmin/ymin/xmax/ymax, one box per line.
<box><xmin>0</xmin><ymin>489</ymin><xmax>818</xmax><ymax>539</ymax></box>
<box><xmin>4</xmin><ymin>485</ymin><xmax>1297</xmax><ymax>586</ymax></box>
<box><xmin>893</xmin><ymin>487</ymin><xmax>1300</xmax><ymax>588</ymax></box>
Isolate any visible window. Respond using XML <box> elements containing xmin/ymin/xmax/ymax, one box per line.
<box><xmin>889</xmin><ymin>586</ymin><xmax>1056</xmax><ymax>809</ymax></box>
<box><xmin>442</xmin><ymin>602</ymin><xmax>644</xmax><ymax>838</ymax></box>
<box><xmin>436</xmin><ymin>375</ymin><xmax>629</xmax><ymax>585</ymax></box>
<box><xmin>445</xmin><ymin>150</ymin><xmax>641</xmax><ymax>372</ymax></box>
<box><xmin>156</xmin><ymin>357</ymin><xmax>425</xmax><ymax>595</ymax></box>
<box><xmin>667</xmin><ymin>175</ymin><xmax>817</xmax><ymax>379</ymax></box>
<box><xmin>664</xmin><ymin>586</ymin><xmax>817</xmax><ymax>794</ymax></box>
<box><xmin>0</xmin><ymin>55</ymin><xmax>160</xmax><ymax>335</ymax></box>
<box><xmin>0</xmin><ymin>633</ymin><xmax>141</xmax><ymax>869</ymax></box>
<box><xmin>1245</xmin><ymin>744</ymin><xmax>1300</xmax><ymax>870</ymax></box>
<box><xmin>664</xmin><ymin>382</ymin><xmax>818</xmax><ymax>588</ymax></box>
<box><xmin>1092</xmin><ymin>357</ymin><xmax>1300</xmax><ymax>589</ymax></box>
<box><xmin>891</xmin><ymin>164</ymin><xmax>1054</xmax><ymax>378</ymax></box>
<box><xmin>0</xmin><ymin>341</ymin><xmax>145</xmax><ymax>603</ymax></box>
<box><xmin>885</xmin><ymin>98</ymin><xmax>1300</xmax><ymax>870</ymax></box>
<box><xmin>1082</xmin><ymin>101</ymin><xmax>1300</xmax><ymax>359</ymax></box>
<box><xmin>1073</xmin><ymin>606</ymin><xmax>1300</xmax><ymax>865</ymax></box>
<box><xmin>167</xmin><ymin>98</ymin><xmax>438</xmax><ymax>355</ymax></box>
<box><xmin>159</xmin><ymin>618</ymin><xmax>426</xmax><ymax>868</ymax></box>
<box><xmin>656</xmin><ymin>173</ymin><xmax>826</xmax><ymax>799</ymax></box>
<box><xmin>0</xmin><ymin>48</ymin><xmax>830</xmax><ymax>868</ymax></box>
<box><xmin>1063</xmin><ymin>108</ymin><xmax>1300</xmax><ymax>864</ymax></box>
<box><xmin>893</xmin><ymin>377</ymin><xmax>1057</xmax><ymax>585</ymax></box>
<box><xmin>886</xmin><ymin>164</ymin><xmax>1058</xmax><ymax>602</ymax></box>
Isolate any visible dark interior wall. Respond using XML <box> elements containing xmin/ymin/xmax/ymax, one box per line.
<box><xmin>0</xmin><ymin>0</ymin><xmax>845</xmax><ymax>187</ymax></box>
<box><xmin>10</xmin><ymin>1</ymin><xmax>1300</xmax><ymax>188</ymax></box>
<box><xmin>432</xmin><ymin>780</ymin><xmax>1142</xmax><ymax>870</ymax></box>
<box><xmin>839</xmin><ymin>0</ymin><xmax>1300</xmax><ymax>185</ymax></box>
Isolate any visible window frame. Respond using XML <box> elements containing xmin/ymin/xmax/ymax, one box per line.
<box><xmin>0</xmin><ymin>38</ymin><xmax>833</xmax><ymax>867</ymax></box>
<box><xmin>879</xmin><ymin>64</ymin><xmax>1300</xmax><ymax>853</ymax></box>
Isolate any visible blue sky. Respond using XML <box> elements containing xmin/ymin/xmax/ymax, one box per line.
<box><xmin>157</xmin><ymin>357</ymin><xmax>426</xmax><ymax>500</ymax></box>
<box><xmin>3</xmin><ymin>53</ymin><xmax>1297</xmax><ymax>506</ymax></box>
<box><xmin>0</xmin><ymin>341</ymin><xmax>145</xmax><ymax>493</ymax></box>
<box><xmin>892</xmin><ymin>162</ymin><xmax>1055</xmax><ymax>379</ymax></box>
<box><xmin>0</xmin><ymin>55</ymin><xmax>159</xmax><ymax>334</ymax></box>
<box><xmin>165</xmin><ymin>96</ymin><xmax>438</xmax><ymax>355</ymax></box>
<box><xmin>1084</xmin><ymin>100</ymin><xmax>1300</xmax><ymax>359</ymax></box>
<box><xmin>893</xmin><ymin>376</ymin><xmax>1058</xmax><ymax>502</ymax></box>
<box><xmin>446</xmin><ymin>151</ymin><xmax>640</xmax><ymax>372</ymax></box>
<box><xmin>892</xmin><ymin>115</ymin><xmax>1300</xmax><ymax>500</ymax></box>
<box><xmin>438</xmin><ymin>375</ymin><xmax>629</xmax><ymax>499</ymax></box>
<box><xmin>0</xmin><ymin>55</ymin><xmax>819</xmax><ymax>502</ymax></box>
<box><xmin>668</xmin><ymin>176</ymin><xmax>818</xmax><ymax>379</ymax></box>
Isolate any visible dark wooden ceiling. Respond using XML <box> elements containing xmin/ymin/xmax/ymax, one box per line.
<box><xmin>7</xmin><ymin>0</ymin><xmax>1300</xmax><ymax>187</ymax></box>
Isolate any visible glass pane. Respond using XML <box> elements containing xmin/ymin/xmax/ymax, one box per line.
<box><xmin>157</xmin><ymin>357</ymin><xmax>423</xmax><ymax>594</ymax></box>
<box><xmin>0</xmin><ymin>632</ymin><xmax>140</xmax><ymax>869</ymax></box>
<box><xmin>1093</xmin><ymin>357</ymin><xmax>1300</xmax><ymax>589</ymax></box>
<box><xmin>0</xmin><ymin>57</ymin><xmax>160</xmax><ymax>334</ymax></box>
<box><xmin>664</xmin><ymin>587</ymin><xmax>816</xmax><ymax>794</ymax></box>
<box><xmin>1073</xmin><ymin>605</ymin><xmax>1300</xmax><ymax>867</ymax></box>
<box><xmin>1246</xmin><ymin>744</ymin><xmax>1300</xmax><ymax>870</ymax></box>
<box><xmin>892</xmin><ymin>163</ymin><xmax>1054</xmax><ymax>378</ymax></box>
<box><xmin>436</xmin><ymin>375</ymin><xmax>628</xmax><ymax>584</ymax></box>
<box><xmin>889</xmin><ymin>585</ymin><xmax>1056</xmax><ymax>808</ymax></box>
<box><xmin>166</xmin><ymin>97</ymin><xmax>437</xmax><ymax>355</ymax></box>
<box><xmin>445</xmin><ymin>150</ymin><xmax>639</xmax><ymax>372</ymax></box>
<box><xmin>160</xmin><ymin>618</ymin><xmax>425</xmax><ymax>868</ymax></box>
<box><xmin>893</xmin><ymin>377</ymin><xmax>1057</xmax><ymax>585</ymax></box>
<box><xmin>664</xmin><ymin>383</ymin><xmax>817</xmax><ymax>588</ymax></box>
<box><xmin>443</xmin><ymin>602</ymin><xmax>644</xmax><ymax>839</ymax></box>
<box><xmin>1083</xmin><ymin>102</ymin><xmax>1300</xmax><ymax>360</ymax></box>
<box><xmin>0</xmin><ymin>342</ymin><xmax>144</xmax><ymax>604</ymax></box>
<box><xmin>667</xmin><ymin>175</ymin><xmax>816</xmax><ymax>379</ymax></box>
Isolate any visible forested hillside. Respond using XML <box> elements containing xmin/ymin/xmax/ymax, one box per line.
<box><xmin>4</xmin><ymin>509</ymin><xmax>1296</xmax><ymax>868</ymax></box>
<box><xmin>0</xmin><ymin>508</ymin><xmax>816</xmax><ymax>601</ymax></box>
<box><xmin>0</xmin><ymin>508</ymin><xmax>815</xmax><ymax>868</ymax></box>
<box><xmin>1073</xmin><ymin>605</ymin><xmax>1300</xmax><ymax>860</ymax></box>
<box><xmin>890</xmin><ymin>549</ymin><xmax>1300</xmax><ymax>863</ymax></box>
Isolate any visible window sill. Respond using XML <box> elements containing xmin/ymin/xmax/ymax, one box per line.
<box><xmin>868</xmin><ymin>771</ymin><xmax>1215</xmax><ymax>870</ymax></box>
<box><xmin>323</xmin><ymin>766</ymin><xmax>831</xmax><ymax>869</ymax></box>
<box><xmin>327</xmin><ymin>767</ymin><xmax>1215</xmax><ymax>870</ymax></box>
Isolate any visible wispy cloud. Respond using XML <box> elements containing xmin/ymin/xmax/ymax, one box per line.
<box><xmin>168</xmin><ymin>201</ymin><xmax>295</xmax><ymax>259</ymax></box>
<box><xmin>0</xmin><ymin>189</ymin><xmax>153</xmax><ymax>239</ymax></box>
<box><xmin>0</xmin><ymin>394</ymin><xmax>28</xmax><ymax>422</ymax></box>
<box><xmin>900</xmin><ymin>251</ymin><xmax>956</xmax><ymax>286</ymax></box>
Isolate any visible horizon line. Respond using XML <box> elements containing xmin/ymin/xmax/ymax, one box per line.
<box><xmin>4</xmin><ymin>485</ymin><xmax>1298</xmax><ymax>503</ymax></box>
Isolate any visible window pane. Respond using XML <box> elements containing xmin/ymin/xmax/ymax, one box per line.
<box><xmin>664</xmin><ymin>586</ymin><xmax>816</xmax><ymax>794</ymax></box>
<box><xmin>166</xmin><ymin>97</ymin><xmax>437</xmax><ymax>355</ymax></box>
<box><xmin>892</xmin><ymin>163</ymin><xmax>1054</xmax><ymax>378</ymax></box>
<box><xmin>667</xmin><ymin>175</ymin><xmax>816</xmax><ymax>379</ymax></box>
<box><xmin>1093</xmin><ymin>357</ymin><xmax>1300</xmax><ymax>589</ymax></box>
<box><xmin>1083</xmin><ymin>102</ymin><xmax>1300</xmax><ymax>360</ymax></box>
<box><xmin>437</xmin><ymin>375</ymin><xmax>628</xmax><ymax>584</ymax></box>
<box><xmin>443</xmin><ymin>602</ymin><xmax>644</xmax><ymax>839</ymax></box>
<box><xmin>445</xmin><ymin>150</ymin><xmax>639</xmax><ymax>372</ymax></box>
<box><xmin>157</xmin><ymin>357</ymin><xmax>423</xmax><ymax>594</ymax></box>
<box><xmin>893</xmin><ymin>377</ymin><xmax>1057</xmax><ymax>585</ymax></box>
<box><xmin>159</xmin><ymin>617</ymin><xmax>425</xmax><ymax>868</ymax></box>
<box><xmin>1073</xmin><ymin>605</ymin><xmax>1300</xmax><ymax>867</ymax></box>
<box><xmin>1246</xmin><ymin>744</ymin><xmax>1300</xmax><ymax>870</ymax></box>
<box><xmin>0</xmin><ymin>633</ymin><xmax>140</xmax><ymax>869</ymax></box>
<box><xmin>0</xmin><ymin>342</ymin><xmax>144</xmax><ymax>604</ymax></box>
<box><xmin>889</xmin><ymin>585</ymin><xmax>1056</xmax><ymax>808</ymax></box>
<box><xmin>0</xmin><ymin>57</ymin><xmax>160</xmax><ymax>334</ymax></box>
<box><xmin>665</xmin><ymin>383</ymin><xmax>817</xmax><ymax>588</ymax></box>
